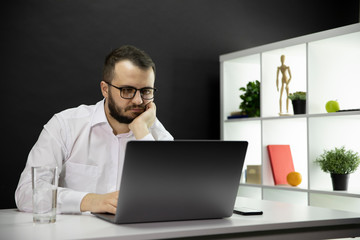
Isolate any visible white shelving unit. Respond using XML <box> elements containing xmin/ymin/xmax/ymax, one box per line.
<box><xmin>220</xmin><ymin>23</ymin><xmax>360</xmax><ymax>213</ymax></box>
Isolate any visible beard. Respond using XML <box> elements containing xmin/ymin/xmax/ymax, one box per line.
<box><xmin>107</xmin><ymin>92</ymin><xmax>145</xmax><ymax>124</ymax></box>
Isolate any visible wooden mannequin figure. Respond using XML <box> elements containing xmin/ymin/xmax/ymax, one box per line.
<box><xmin>276</xmin><ymin>55</ymin><xmax>292</xmax><ymax>115</ymax></box>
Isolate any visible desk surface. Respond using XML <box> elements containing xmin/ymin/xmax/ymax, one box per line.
<box><xmin>1</xmin><ymin>197</ymin><xmax>360</xmax><ymax>240</ymax></box>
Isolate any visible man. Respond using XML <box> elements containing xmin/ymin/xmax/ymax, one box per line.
<box><xmin>15</xmin><ymin>45</ymin><xmax>173</xmax><ymax>214</ymax></box>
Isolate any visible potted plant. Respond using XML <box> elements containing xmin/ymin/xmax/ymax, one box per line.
<box><xmin>315</xmin><ymin>146</ymin><xmax>360</xmax><ymax>190</ymax></box>
<box><xmin>239</xmin><ymin>80</ymin><xmax>260</xmax><ymax>117</ymax></box>
<box><xmin>288</xmin><ymin>91</ymin><xmax>306</xmax><ymax>114</ymax></box>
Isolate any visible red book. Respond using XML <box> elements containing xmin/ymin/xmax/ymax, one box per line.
<box><xmin>267</xmin><ymin>145</ymin><xmax>295</xmax><ymax>185</ymax></box>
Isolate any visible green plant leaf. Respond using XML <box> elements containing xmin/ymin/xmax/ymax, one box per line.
<box><xmin>239</xmin><ymin>80</ymin><xmax>260</xmax><ymax>117</ymax></box>
<box><xmin>288</xmin><ymin>91</ymin><xmax>306</xmax><ymax>100</ymax></box>
<box><xmin>314</xmin><ymin>146</ymin><xmax>360</xmax><ymax>174</ymax></box>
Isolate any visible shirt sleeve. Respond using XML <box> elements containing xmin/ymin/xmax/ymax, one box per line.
<box><xmin>140</xmin><ymin>133</ymin><xmax>156</xmax><ymax>140</ymax></box>
<box><xmin>148</xmin><ymin>119</ymin><xmax>174</xmax><ymax>140</ymax></box>
<box><xmin>15</xmin><ymin>115</ymin><xmax>86</xmax><ymax>214</ymax></box>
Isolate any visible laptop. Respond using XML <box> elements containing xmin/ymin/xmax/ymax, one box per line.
<box><xmin>93</xmin><ymin>140</ymin><xmax>248</xmax><ymax>224</ymax></box>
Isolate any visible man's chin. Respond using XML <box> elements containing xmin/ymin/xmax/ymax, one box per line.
<box><xmin>120</xmin><ymin>113</ymin><xmax>141</xmax><ymax>124</ymax></box>
<box><xmin>109</xmin><ymin>112</ymin><xmax>133</xmax><ymax>124</ymax></box>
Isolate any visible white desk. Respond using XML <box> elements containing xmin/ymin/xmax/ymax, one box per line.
<box><xmin>1</xmin><ymin>197</ymin><xmax>360</xmax><ymax>240</ymax></box>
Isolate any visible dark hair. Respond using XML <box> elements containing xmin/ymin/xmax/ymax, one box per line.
<box><xmin>102</xmin><ymin>45</ymin><xmax>156</xmax><ymax>83</ymax></box>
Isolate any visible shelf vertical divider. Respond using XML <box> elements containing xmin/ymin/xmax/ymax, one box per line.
<box><xmin>306</xmin><ymin>42</ymin><xmax>310</xmax><ymax>206</ymax></box>
<box><xmin>219</xmin><ymin>61</ymin><xmax>224</xmax><ymax>140</ymax></box>
<box><xmin>260</xmin><ymin>52</ymin><xmax>264</xmax><ymax>200</ymax></box>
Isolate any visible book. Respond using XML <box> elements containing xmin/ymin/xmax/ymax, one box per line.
<box><xmin>267</xmin><ymin>145</ymin><xmax>295</xmax><ymax>185</ymax></box>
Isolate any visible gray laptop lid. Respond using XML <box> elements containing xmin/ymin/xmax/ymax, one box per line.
<box><xmin>94</xmin><ymin>140</ymin><xmax>247</xmax><ymax>224</ymax></box>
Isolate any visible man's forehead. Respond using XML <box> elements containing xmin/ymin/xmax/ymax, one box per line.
<box><xmin>113</xmin><ymin>60</ymin><xmax>155</xmax><ymax>86</ymax></box>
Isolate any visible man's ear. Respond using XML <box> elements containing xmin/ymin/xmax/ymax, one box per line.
<box><xmin>100</xmin><ymin>81</ymin><xmax>109</xmax><ymax>98</ymax></box>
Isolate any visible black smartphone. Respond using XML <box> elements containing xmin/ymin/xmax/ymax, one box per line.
<box><xmin>233</xmin><ymin>206</ymin><xmax>263</xmax><ymax>216</ymax></box>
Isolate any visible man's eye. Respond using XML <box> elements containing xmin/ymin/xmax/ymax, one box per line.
<box><xmin>122</xmin><ymin>88</ymin><xmax>135</xmax><ymax>94</ymax></box>
<box><xmin>142</xmin><ymin>89</ymin><xmax>152</xmax><ymax>95</ymax></box>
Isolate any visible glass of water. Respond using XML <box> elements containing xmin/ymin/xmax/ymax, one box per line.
<box><xmin>32</xmin><ymin>166</ymin><xmax>58</xmax><ymax>223</ymax></box>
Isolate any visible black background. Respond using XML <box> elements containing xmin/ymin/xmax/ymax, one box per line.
<box><xmin>2</xmin><ymin>0</ymin><xmax>359</xmax><ymax>209</ymax></box>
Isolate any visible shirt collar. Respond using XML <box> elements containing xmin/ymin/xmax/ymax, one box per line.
<box><xmin>91</xmin><ymin>99</ymin><xmax>108</xmax><ymax>127</ymax></box>
<box><xmin>90</xmin><ymin>99</ymin><xmax>135</xmax><ymax>138</ymax></box>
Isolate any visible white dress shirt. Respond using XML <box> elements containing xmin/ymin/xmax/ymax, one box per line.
<box><xmin>15</xmin><ymin>99</ymin><xmax>173</xmax><ymax>214</ymax></box>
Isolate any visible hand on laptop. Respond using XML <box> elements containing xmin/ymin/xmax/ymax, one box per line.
<box><xmin>129</xmin><ymin>101</ymin><xmax>156</xmax><ymax>139</ymax></box>
<box><xmin>80</xmin><ymin>191</ymin><xmax>119</xmax><ymax>214</ymax></box>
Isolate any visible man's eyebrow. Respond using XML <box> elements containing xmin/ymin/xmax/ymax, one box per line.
<box><xmin>118</xmin><ymin>85</ymin><xmax>154</xmax><ymax>89</ymax></box>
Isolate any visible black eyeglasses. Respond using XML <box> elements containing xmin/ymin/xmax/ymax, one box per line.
<box><xmin>105</xmin><ymin>82</ymin><xmax>157</xmax><ymax>100</ymax></box>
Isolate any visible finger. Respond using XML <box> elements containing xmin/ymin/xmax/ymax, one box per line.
<box><xmin>108</xmin><ymin>198</ymin><xmax>118</xmax><ymax>208</ymax></box>
<box><xmin>106</xmin><ymin>197</ymin><xmax>118</xmax><ymax>214</ymax></box>
<box><xmin>147</xmin><ymin>102</ymin><xmax>156</xmax><ymax>114</ymax></box>
<box><xmin>106</xmin><ymin>204</ymin><xmax>117</xmax><ymax>214</ymax></box>
<box><xmin>145</xmin><ymin>101</ymin><xmax>154</xmax><ymax>110</ymax></box>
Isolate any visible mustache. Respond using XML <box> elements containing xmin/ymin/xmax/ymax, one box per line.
<box><xmin>124</xmin><ymin>105</ymin><xmax>145</xmax><ymax>111</ymax></box>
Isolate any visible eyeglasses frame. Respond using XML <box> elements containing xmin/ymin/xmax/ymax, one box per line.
<box><xmin>105</xmin><ymin>81</ymin><xmax>157</xmax><ymax>100</ymax></box>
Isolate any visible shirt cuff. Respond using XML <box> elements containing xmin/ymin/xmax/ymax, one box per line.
<box><xmin>140</xmin><ymin>133</ymin><xmax>155</xmax><ymax>141</ymax></box>
<box><xmin>57</xmin><ymin>187</ymin><xmax>89</xmax><ymax>214</ymax></box>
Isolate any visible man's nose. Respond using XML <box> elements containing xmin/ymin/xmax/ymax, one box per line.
<box><xmin>131</xmin><ymin>90</ymin><xmax>143</xmax><ymax>105</ymax></box>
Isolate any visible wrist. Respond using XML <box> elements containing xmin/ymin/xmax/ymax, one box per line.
<box><xmin>80</xmin><ymin>193</ymin><xmax>95</xmax><ymax>212</ymax></box>
<box><xmin>130</xmin><ymin>122</ymin><xmax>150</xmax><ymax>139</ymax></box>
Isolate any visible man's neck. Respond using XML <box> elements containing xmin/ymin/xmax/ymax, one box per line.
<box><xmin>110</xmin><ymin>121</ymin><xmax>130</xmax><ymax>136</ymax></box>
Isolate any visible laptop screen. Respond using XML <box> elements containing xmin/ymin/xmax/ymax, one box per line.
<box><xmin>95</xmin><ymin>140</ymin><xmax>248</xmax><ymax>224</ymax></box>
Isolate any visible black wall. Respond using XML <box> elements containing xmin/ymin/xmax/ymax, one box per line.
<box><xmin>2</xmin><ymin>0</ymin><xmax>359</xmax><ymax>209</ymax></box>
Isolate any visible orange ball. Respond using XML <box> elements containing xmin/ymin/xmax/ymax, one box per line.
<box><xmin>287</xmin><ymin>171</ymin><xmax>302</xmax><ymax>186</ymax></box>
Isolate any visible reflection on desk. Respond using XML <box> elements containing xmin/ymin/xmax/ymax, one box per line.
<box><xmin>1</xmin><ymin>197</ymin><xmax>360</xmax><ymax>240</ymax></box>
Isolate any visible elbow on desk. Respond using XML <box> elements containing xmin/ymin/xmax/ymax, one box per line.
<box><xmin>14</xmin><ymin>185</ymin><xmax>33</xmax><ymax>213</ymax></box>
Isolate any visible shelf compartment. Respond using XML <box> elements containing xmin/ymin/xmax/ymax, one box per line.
<box><xmin>221</xmin><ymin>54</ymin><xmax>260</xmax><ymax>121</ymax></box>
<box><xmin>237</xmin><ymin>185</ymin><xmax>262</xmax><ymax>200</ymax></box>
<box><xmin>308</xmin><ymin>115</ymin><xmax>360</xmax><ymax>194</ymax></box>
<box><xmin>261</xmin><ymin>44</ymin><xmax>307</xmax><ymax>117</ymax></box>
<box><xmin>223</xmin><ymin>121</ymin><xmax>262</xmax><ymax>168</ymax></box>
<box><xmin>262</xmin><ymin>118</ymin><xmax>308</xmax><ymax>189</ymax></box>
<box><xmin>308</xmin><ymin>31</ymin><xmax>360</xmax><ymax>114</ymax></box>
<box><xmin>263</xmin><ymin>188</ymin><xmax>308</xmax><ymax>206</ymax></box>
<box><xmin>310</xmin><ymin>193</ymin><xmax>360</xmax><ymax>213</ymax></box>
